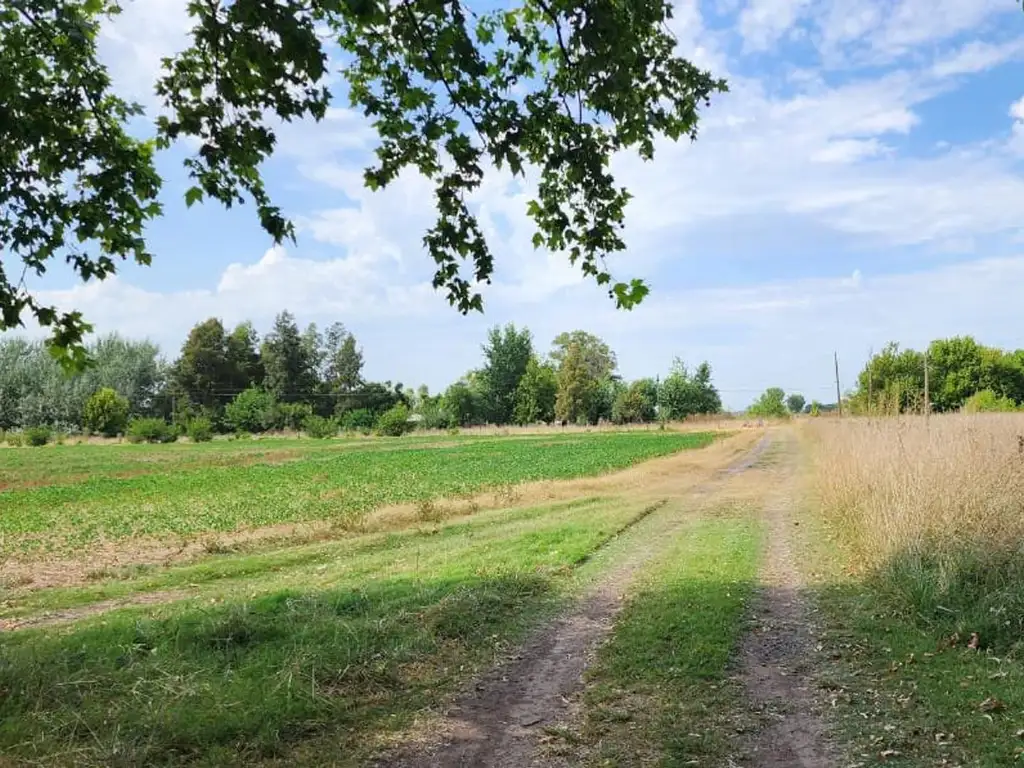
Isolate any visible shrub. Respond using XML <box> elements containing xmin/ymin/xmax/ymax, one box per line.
<box><xmin>5</xmin><ymin>431</ymin><xmax>23</xmax><ymax>447</ymax></box>
<box><xmin>376</xmin><ymin>403</ymin><xmax>412</xmax><ymax>437</ymax></box>
<box><xmin>186</xmin><ymin>417</ymin><xmax>214</xmax><ymax>443</ymax></box>
<box><xmin>962</xmin><ymin>389</ymin><xmax>1018</xmax><ymax>413</ymax></box>
<box><xmin>126</xmin><ymin>418</ymin><xmax>176</xmax><ymax>444</ymax></box>
<box><xmin>83</xmin><ymin>387</ymin><xmax>130</xmax><ymax>437</ymax></box>
<box><xmin>272</xmin><ymin>401</ymin><xmax>313</xmax><ymax>431</ymax></box>
<box><xmin>337</xmin><ymin>408</ymin><xmax>375</xmax><ymax>431</ymax></box>
<box><xmin>24</xmin><ymin>426</ymin><xmax>51</xmax><ymax>447</ymax></box>
<box><xmin>303</xmin><ymin>414</ymin><xmax>338</xmax><ymax>439</ymax></box>
<box><xmin>224</xmin><ymin>388</ymin><xmax>276</xmax><ymax>433</ymax></box>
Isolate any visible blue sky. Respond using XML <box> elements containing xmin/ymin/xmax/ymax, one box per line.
<box><xmin>19</xmin><ymin>0</ymin><xmax>1024</xmax><ymax>409</ymax></box>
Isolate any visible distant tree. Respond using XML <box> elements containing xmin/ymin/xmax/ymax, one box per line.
<box><xmin>83</xmin><ymin>388</ymin><xmax>130</xmax><ymax>437</ymax></box>
<box><xmin>225</xmin><ymin>322</ymin><xmax>264</xmax><ymax>390</ymax></box>
<box><xmin>555</xmin><ymin>342</ymin><xmax>596</xmax><ymax>424</ymax></box>
<box><xmin>443</xmin><ymin>379</ymin><xmax>482</xmax><ymax>427</ymax></box>
<box><xmin>513</xmin><ymin>357</ymin><xmax>558</xmax><ymax>425</ymax></box>
<box><xmin>550</xmin><ymin>331</ymin><xmax>617</xmax><ymax>381</ymax></box>
<box><xmin>170</xmin><ymin>318</ymin><xmax>234</xmax><ymax>412</ymax></box>
<box><xmin>658</xmin><ymin>359</ymin><xmax>720</xmax><ymax>420</ymax></box>
<box><xmin>786</xmin><ymin>393</ymin><xmax>806</xmax><ymax>415</ymax></box>
<box><xmin>479</xmin><ymin>324</ymin><xmax>534</xmax><ymax>424</ymax></box>
<box><xmin>261</xmin><ymin>311</ymin><xmax>318</xmax><ymax>403</ymax></box>
<box><xmin>748</xmin><ymin>387</ymin><xmax>788</xmax><ymax>418</ymax></box>
<box><xmin>855</xmin><ymin>342</ymin><xmax>926</xmax><ymax>414</ymax></box>
<box><xmin>613</xmin><ymin>378</ymin><xmax>659</xmax><ymax>424</ymax></box>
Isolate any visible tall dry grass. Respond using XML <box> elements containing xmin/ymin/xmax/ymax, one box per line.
<box><xmin>806</xmin><ymin>414</ymin><xmax>1024</xmax><ymax>646</ymax></box>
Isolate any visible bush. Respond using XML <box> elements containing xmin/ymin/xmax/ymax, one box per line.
<box><xmin>186</xmin><ymin>417</ymin><xmax>214</xmax><ymax>443</ymax></box>
<box><xmin>272</xmin><ymin>402</ymin><xmax>313</xmax><ymax>431</ymax></box>
<box><xmin>126</xmin><ymin>418</ymin><xmax>176</xmax><ymax>444</ymax></box>
<box><xmin>303</xmin><ymin>414</ymin><xmax>338</xmax><ymax>439</ymax></box>
<box><xmin>224</xmin><ymin>388</ymin><xmax>276</xmax><ymax>433</ymax></box>
<box><xmin>5</xmin><ymin>431</ymin><xmax>23</xmax><ymax>447</ymax></box>
<box><xmin>83</xmin><ymin>387</ymin><xmax>130</xmax><ymax>437</ymax></box>
<box><xmin>24</xmin><ymin>426</ymin><xmax>51</xmax><ymax>447</ymax></box>
<box><xmin>376</xmin><ymin>403</ymin><xmax>412</xmax><ymax>437</ymax></box>
<box><xmin>962</xmin><ymin>389</ymin><xmax>1018</xmax><ymax>413</ymax></box>
<box><xmin>337</xmin><ymin>408</ymin><xmax>375</xmax><ymax>431</ymax></box>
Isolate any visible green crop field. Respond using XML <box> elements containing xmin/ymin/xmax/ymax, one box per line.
<box><xmin>0</xmin><ymin>431</ymin><xmax>715</xmax><ymax>559</ymax></box>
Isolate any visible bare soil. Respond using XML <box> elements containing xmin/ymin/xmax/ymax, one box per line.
<box><xmin>377</xmin><ymin>434</ymin><xmax>774</xmax><ymax>768</ymax></box>
<box><xmin>737</xmin><ymin>432</ymin><xmax>833</xmax><ymax>768</ymax></box>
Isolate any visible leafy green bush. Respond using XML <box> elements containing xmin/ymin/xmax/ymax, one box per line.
<box><xmin>337</xmin><ymin>408</ymin><xmax>375</xmax><ymax>431</ymax></box>
<box><xmin>962</xmin><ymin>389</ymin><xmax>1018</xmax><ymax>413</ymax></box>
<box><xmin>186</xmin><ymin>417</ymin><xmax>214</xmax><ymax>443</ymax></box>
<box><xmin>303</xmin><ymin>414</ymin><xmax>338</xmax><ymax>439</ymax></box>
<box><xmin>376</xmin><ymin>403</ymin><xmax>412</xmax><ymax>437</ymax></box>
<box><xmin>272</xmin><ymin>402</ymin><xmax>313</xmax><ymax>431</ymax></box>
<box><xmin>126</xmin><ymin>418</ymin><xmax>177</xmax><ymax>444</ymax></box>
<box><xmin>83</xmin><ymin>387</ymin><xmax>130</xmax><ymax>437</ymax></box>
<box><xmin>224</xmin><ymin>388</ymin><xmax>276</xmax><ymax>433</ymax></box>
<box><xmin>5</xmin><ymin>431</ymin><xmax>23</xmax><ymax>447</ymax></box>
<box><xmin>747</xmin><ymin>387</ymin><xmax>789</xmax><ymax>418</ymax></box>
<box><xmin>24</xmin><ymin>426</ymin><xmax>51</xmax><ymax>447</ymax></box>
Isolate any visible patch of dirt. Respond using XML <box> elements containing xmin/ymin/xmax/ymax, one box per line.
<box><xmin>0</xmin><ymin>589</ymin><xmax>189</xmax><ymax>632</ymax></box>
<box><xmin>1</xmin><ymin>431</ymin><xmax>764</xmax><ymax>593</ymax></box>
<box><xmin>376</xmin><ymin>434</ymin><xmax>774</xmax><ymax>768</ymax></box>
<box><xmin>737</xmin><ymin>431</ymin><xmax>833</xmax><ymax>768</ymax></box>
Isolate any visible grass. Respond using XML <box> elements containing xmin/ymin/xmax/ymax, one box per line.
<box><xmin>0</xmin><ymin>431</ymin><xmax>715</xmax><ymax>558</ymax></box>
<box><xmin>802</xmin><ymin>415</ymin><xmax>1024</xmax><ymax>766</ymax></box>
<box><xmin>0</xmin><ymin>494</ymin><xmax>664</xmax><ymax>766</ymax></box>
<box><xmin>542</xmin><ymin>511</ymin><xmax>762</xmax><ymax>766</ymax></box>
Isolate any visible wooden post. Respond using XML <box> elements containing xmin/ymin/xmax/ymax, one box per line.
<box><xmin>834</xmin><ymin>351</ymin><xmax>843</xmax><ymax>418</ymax></box>
<box><xmin>923</xmin><ymin>349</ymin><xmax>930</xmax><ymax>421</ymax></box>
<box><xmin>867</xmin><ymin>346</ymin><xmax>873</xmax><ymax>416</ymax></box>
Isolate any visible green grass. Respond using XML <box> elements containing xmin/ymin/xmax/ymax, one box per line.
<box><xmin>543</xmin><ymin>512</ymin><xmax>762</xmax><ymax>766</ymax></box>
<box><xmin>0</xmin><ymin>494</ymin><xmax>664</xmax><ymax>766</ymax></box>
<box><xmin>0</xmin><ymin>431</ymin><xmax>715</xmax><ymax>557</ymax></box>
<box><xmin>795</xmin><ymin>497</ymin><xmax>1024</xmax><ymax>767</ymax></box>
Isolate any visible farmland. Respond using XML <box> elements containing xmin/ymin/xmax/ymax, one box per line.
<box><xmin>0</xmin><ymin>430</ymin><xmax>714</xmax><ymax>563</ymax></box>
<box><xmin>3</xmin><ymin>418</ymin><xmax>1024</xmax><ymax>768</ymax></box>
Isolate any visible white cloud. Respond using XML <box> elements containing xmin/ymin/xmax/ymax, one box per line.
<box><xmin>738</xmin><ymin>0</ymin><xmax>812</xmax><ymax>53</ymax></box>
<box><xmin>932</xmin><ymin>39</ymin><xmax>1024</xmax><ymax>78</ymax></box>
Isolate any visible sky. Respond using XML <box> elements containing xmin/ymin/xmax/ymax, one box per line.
<box><xmin>15</xmin><ymin>0</ymin><xmax>1024</xmax><ymax>409</ymax></box>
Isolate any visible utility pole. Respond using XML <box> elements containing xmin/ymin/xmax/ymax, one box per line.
<box><xmin>923</xmin><ymin>349</ymin><xmax>930</xmax><ymax>421</ymax></box>
<box><xmin>867</xmin><ymin>346</ymin><xmax>873</xmax><ymax>416</ymax></box>
<box><xmin>834</xmin><ymin>351</ymin><xmax>843</xmax><ymax>418</ymax></box>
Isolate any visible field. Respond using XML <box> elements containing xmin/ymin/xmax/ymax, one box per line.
<box><xmin>2</xmin><ymin>419</ymin><xmax>1024</xmax><ymax>767</ymax></box>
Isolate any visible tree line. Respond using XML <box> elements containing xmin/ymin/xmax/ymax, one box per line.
<box><xmin>850</xmin><ymin>336</ymin><xmax>1024</xmax><ymax>414</ymax></box>
<box><xmin>0</xmin><ymin>314</ymin><xmax>723</xmax><ymax>439</ymax></box>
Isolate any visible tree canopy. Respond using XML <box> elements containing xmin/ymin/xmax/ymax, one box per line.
<box><xmin>0</xmin><ymin>0</ymin><xmax>726</xmax><ymax>367</ymax></box>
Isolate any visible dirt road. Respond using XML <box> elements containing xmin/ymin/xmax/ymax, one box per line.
<box><xmin>379</xmin><ymin>431</ymin><xmax>830</xmax><ymax>768</ymax></box>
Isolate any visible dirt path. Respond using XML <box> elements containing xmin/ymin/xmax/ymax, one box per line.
<box><xmin>378</xmin><ymin>434</ymin><xmax>775</xmax><ymax>768</ymax></box>
<box><xmin>737</xmin><ymin>431</ymin><xmax>832</xmax><ymax>768</ymax></box>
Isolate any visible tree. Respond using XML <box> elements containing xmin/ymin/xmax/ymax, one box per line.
<box><xmin>261</xmin><ymin>311</ymin><xmax>318</xmax><ymax>403</ymax></box>
<box><xmin>322</xmin><ymin>323</ymin><xmax>364</xmax><ymax>393</ymax></box>
<box><xmin>2</xmin><ymin>1</ymin><xmax>725</xmax><ymax>367</ymax></box>
<box><xmin>224</xmin><ymin>387</ymin><xmax>276</xmax><ymax>433</ymax></box>
<box><xmin>480</xmin><ymin>324</ymin><xmax>534</xmax><ymax>424</ymax></box>
<box><xmin>555</xmin><ymin>342</ymin><xmax>596</xmax><ymax>424</ymax></box>
<box><xmin>748</xmin><ymin>387</ymin><xmax>788</xmax><ymax>418</ymax></box>
<box><xmin>83</xmin><ymin>387</ymin><xmax>129</xmax><ymax>437</ymax></box>
<box><xmin>225</xmin><ymin>322</ymin><xmax>264</xmax><ymax>390</ymax></box>
<box><xmin>658</xmin><ymin>359</ymin><xmax>720</xmax><ymax>420</ymax></box>
<box><xmin>786</xmin><ymin>393</ymin><xmax>806</xmax><ymax>415</ymax></box>
<box><xmin>550</xmin><ymin>331</ymin><xmax>617</xmax><ymax>381</ymax></box>
<box><xmin>513</xmin><ymin>357</ymin><xmax>558</xmax><ymax>425</ymax></box>
<box><xmin>612</xmin><ymin>378</ymin><xmax>658</xmax><ymax>424</ymax></box>
<box><xmin>443</xmin><ymin>379</ymin><xmax>482</xmax><ymax>427</ymax></box>
<box><xmin>170</xmin><ymin>319</ymin><xmax>234</xmax><ymax>413</ymax></box>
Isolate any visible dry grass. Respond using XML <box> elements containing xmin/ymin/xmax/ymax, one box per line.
<box><xmin>805</xmin><ymin>413</ymin><xmax>1024</xmax><ymax>647</ymax></box>
<box><xmin>806</xmin><ymin>414</ymin><xmax>1024</xmax><ymax>564</ymax></box>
